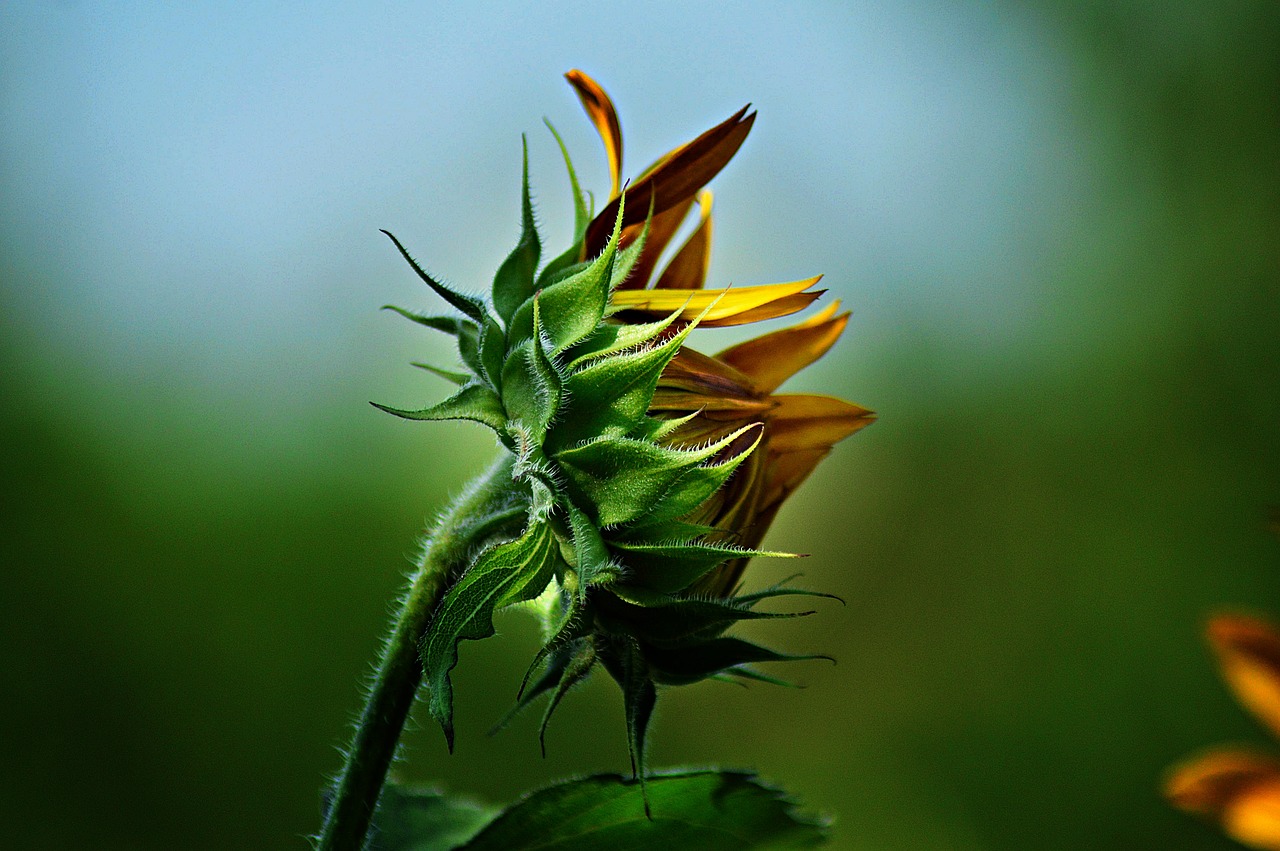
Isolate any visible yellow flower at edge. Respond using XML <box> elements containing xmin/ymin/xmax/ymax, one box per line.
<box><xmin>1166</xmin><ymin>614</ymin><xmax>1280</xmax><ymax>849</ymax></box>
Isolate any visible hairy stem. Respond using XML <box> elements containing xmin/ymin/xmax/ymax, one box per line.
<box><xmin>318</xmin><ymin>455</ymin><xmax>521</xmax><ymax>851</ymax></box>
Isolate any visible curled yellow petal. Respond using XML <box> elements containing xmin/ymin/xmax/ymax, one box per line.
<box><xmin>1165</xmin><ymin>748</ymin><xmax>1280</xmax><ymax>815</ymax></box>
<box><xmin>653</xmin><ymin>191</ymin><xmax>714</xmax><ymax>291</ymax></box>
<box><xmin>609</xmin><ymin>277</ymin><xmax>824</xmax><ymax>325</ymax></box>
<box><xmin>716</xmin><ymin>300</ymin><xmax>850</xmax><ymax>393</ymax></box>
<box><xmin>565</xmin><ymin>69</ymin><xmax>623</xmax><ymax>198</ymax></box>
<box><xmin>1208</xmin><ymin>614</ymin><xmax>1280</xmax><ymax>739</ymax></box>
<box><xmin>584</xmin><ymin>105</ymin><xmax>754</xmax><ymax>256</ymax></box>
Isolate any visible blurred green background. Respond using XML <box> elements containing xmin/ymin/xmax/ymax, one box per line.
<box><xmin>2</xmin><ymin>2</ymin><xmax>1277</xmax><ymax>849</ymax></box>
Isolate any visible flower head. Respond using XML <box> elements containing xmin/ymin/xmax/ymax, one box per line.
<box><xmin>1166</xmin><ymin>615</ymin><xmax>1280</xmax><ymax>849</ymax></box>
<box><xmin>376</xmin><ymin>71</ymin><xmax>872</xmax><ymax>784</ymax></box>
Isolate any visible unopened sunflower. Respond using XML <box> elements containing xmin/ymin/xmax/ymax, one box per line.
<box><xmin>376</xmin><ymin>70</ymin><xmax>873</xmax><ymax>785</ymax></box>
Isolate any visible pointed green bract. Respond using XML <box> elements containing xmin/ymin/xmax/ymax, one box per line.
<box><xmin>538</xmin><ymin>195</ymin><xmax>624</xmax><ymax>353</ymax></box>
<box><xmin>381</xmin><ymin>229</ymin><xmax>488</xmax><ymax>323</ymax></box>
<box><xmin>371</xmin><ymin>382</ymin><xmax>507</xmax><ymax>435</ymax></box>
<box><xmin>492</xmin><ymin>136</ymin><xmax>542</xmax><ymax>323</ymax></box>
<box><xmin>642</xmin><ymin>637</ymin><xmax>832</xmax><ymax>686</ymax></box>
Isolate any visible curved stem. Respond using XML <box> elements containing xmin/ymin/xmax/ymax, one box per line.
<box><xmin>318</xmin><ymin>456</ymin><xmax>520</xmax><ymax>851</ymax></box>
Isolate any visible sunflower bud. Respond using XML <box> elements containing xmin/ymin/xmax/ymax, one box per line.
<box><xmin>376</xmin><ymin>71</ymin><xmax>873</xmax><ymax>782</ymax></box>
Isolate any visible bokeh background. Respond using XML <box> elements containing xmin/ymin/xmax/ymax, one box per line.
<box><xmin>2</xmin><ymin>2</ymin><xmax>1278</xmax><ymax>849</ymax></box>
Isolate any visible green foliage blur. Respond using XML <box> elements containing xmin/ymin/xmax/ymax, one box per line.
<box><xmin>1</xmin><ymin>3</ymin><xmax>1277</xmax><ymax>849</ymax></box>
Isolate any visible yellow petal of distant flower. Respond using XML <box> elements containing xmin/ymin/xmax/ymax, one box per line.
<box><xmin>1165</xmin><ymin>748</ymin><xmax>1280</xmax><ymax>815</ymax></box>
<box><xmin>585</xmin><ymin>105</ymin><xmax>754</xmax><ymax>256</ymax></box>
<box><xmin>1227</xmin><ymin>777</ymin><xmax>1280</xmax><ymax>850</ymax></box>
<box><xmin>716</xmin><ymin>301</ymin><xmax>850</xmax><ymax>393</ymax></box>
<box><xmin>653</xmin><ymin>191</ymin><xmax>714</xmax><ymax>291</ymax></box>
<box><xmin>1209</xmin><ymin>615</ymin><xmax>1280</xmax><ymax>740</ymax></box>
<box><xmin>609</xmin><ymin>277</ymin><xmax>824</xmax><ymax>325</ymax></box>
<box><xmin>565</xmin><ymin>69</ymin><xmax>623</xmax><ymax>199</ymax></box>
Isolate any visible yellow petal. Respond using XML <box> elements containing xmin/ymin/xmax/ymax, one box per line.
<box><xmin>716</xmin><ymin>301</ymin><xmax>850</xmax><ymax>393</ymax></box>
<box><xmin>1165</xmin><ymin>748</ymin><xmax>1280</xmax><ymax>815</ymax></box>
<box><xmin>766</xmin><ymin>394</ymin><xmax>875</xmax><ymax>454</ymax></box>
<box><xmin>653</xmin><ymin>191</ymin><xmax>714</xmax><ymax>291</ymax></box>
<box><xmin>609</xmin><ymin>277</ymin><xmax>823</xmax><ymax>325</ymax></box>
<box><xmin>1209</xmin><ymin>615</ymin><xmax>1280</xmax><ymax>739</ymax></box>
<box><xmin>584</xmin><ymin>105</ymin><xmax>754</xmax><ymax>256</ymax></box>
<box><xmin>614</xmin><ymin>197</ymin><xmax>695</xmax><ymax>290</ymax></box>
<box><xmin>1228</xmin><ymin>778</ymin><xmax>1280</xmax><ymax>850</ymax></box>
<box><xmin>565</xmin><ymin>69</ymin><xmax>623</xmax><ymax>199</ymax></box>
<box><xmin>705</xmin><ymin>290</ymin><xmax>826</xmax><ymax>326</ymax></box>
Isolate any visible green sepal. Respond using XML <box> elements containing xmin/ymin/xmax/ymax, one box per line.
<box><xmin>536</xmin><ymin>638</ymin><xmax>596</xmax><ymax>756</ymax></box>
<box><xmin>606</xmin><ymin>203</ymin><xmax>650</xmax><ymax>290</ymax></box>
<box><xmin>500</xmin><ymin>302</ymin><xmax>563</xmax><ymax>440</ymax></box>
<box><xmin>564</xmin><ymin>306</ymin><xmax>684</xmax><ymax>371</ymax></box>
<box><xmin>381</xmin><ymin>304</ymin><xmax>464</xmax><ymax>336</ymax></box>
<box><xmin>410</xmin><ymin>362</ymin><xmax>470</xmax><ymax>385</ymax></box>
<box><xmin>641</xmin><ymin>637</ymin><xmax>833</xmax><ymax>687</ymax></box>
<box><xmin>421</xmin><ymin>521</ymin><xmax>561</xmax><ymax>749</ymax></box>
<box><xmin>371</xmin><ymin>382</ymin><xmax>507</xmax><ymax>436</ymax></box>
<box><xmin>478</xmin><ymin>317</ymin><xmax>507</xmax><ymax>391</ymax></box>
<box><xmin>382</xmin><ymin>305</ymin><xmax>484</xmax><ymax>377</ymax></box>
<box><xmin>566</xmin><ymin>503</ymin><xmax>616</xmax><ymax>591</ymax></box>
<box><xmin>599</xmin><ymin>637</ymin><xmax>657</xmax><ymax>811</ymax></box>
<box><xmin>609</xmin><ymin>538</ymin><xmax>797</xmax><ymax>594</ymax></box>
<box><xmin>381</xmin><ymin>230</ymin><xmax>489</xmax><ymax>323</ymax></box>
<box><xmin>492</xmin><ymin>136</ymin><xmax>542</xmax><ymax>324</ymax></box>
<box><xmin>532</xmin><ymin>120</ymin><xmax>589</xmax><ymax>290</ymax></box>
<box><xmin>556</xmin><ymin>424</ymin><xmax>762</xmax><ymax>528</ymax></box>
<box><xmin>537</xmin><ymin>194</ymin><xmax>624</xmax><ymax>353</ymax></box>
<box><xmin>600</xmin><ymin>585</ymin><xmax>815</xmax><ymax>647</ymax></box>
<box><xmin>551</xmin><ymin>316</ymin><xmax>694</xmax><ymax>446</ymax></box>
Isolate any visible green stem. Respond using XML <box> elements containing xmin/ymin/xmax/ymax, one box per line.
<box><xmin>318</xmin><ymin>455</ymin><xmax>520</xmax><ymax>851</ymax></box>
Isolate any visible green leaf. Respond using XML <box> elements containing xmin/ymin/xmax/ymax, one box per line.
<box><xmin>370</xmin><ymin>784</ymin><xmax>497</xmax><ymax>851</ymax></box>
<box><xmin>564</xmin><ymin>306</ymin><xmax>684</xmax><ymax>371</ymax></box>
<box><xmin>371</xmin><ymin>382</ymin><xmax>507</xmax><ymax>435</ymax></box>
<box><xmin>565</xmin><ymin>503</ymin><xmax>616</xmax><ymax>589</ymax></box>
<box><xmin>536</xmin><ymin>638</ymin><xmax>596</xmax><ymax>755</ymax></box>
<box><xmin>538</xmin><ymin>195</ymin><xmax>624</xmax><ymax>353</ymax></box>
<box><xmin>382</xmin><ymin>230</ymin><xmax>489</xmax><ymax>323</ymax></box>
<box><xmin>458</xmin><ymin>770</ymin><xmax>829</xmax><ymax>850</ymax></box>
<box><xmin>421</xmin><ymin>521</ymin><xmax>560</xmax><ymax>749</ymax></box>
<box><xmin>492</xmin><ymin>136</ymin><xmax>542</xmax><ymax>324</ymax></box>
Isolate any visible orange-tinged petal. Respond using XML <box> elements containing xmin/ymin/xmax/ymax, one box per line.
<box><xmin>708</xmin><ymin>291</ymin><xmax>826</xmax><ymax>327</ymax></box>
<box><xmin>766</xmin><ymin>394</ymin><xmax>876</xmax><ymax>454</ymax></box>
<box><xmin>565</xmin><ymin>69</ymin><xmax>623</xmax><ymax>199</ymax></box>
<box><xmin>1208</xmin><ymin>615</ymin><xmax>1280</xmax><ymax>739</ymax></box>
<box><xmin>1227</xmin><ymin>778</ymin><xmax>1280</xmax><ymax>850</ymax></box>
<box><xmin>653</xmin><ymin>191</ymin><xmax>714</xmax><ymax>291</ymax></box>
<box><xmin>584</xmin><ymin>105</ymin><xmax>754</xmax><ymax>255</ymax></box>
<box><xmin>716</xmin><ymin>301</ymin><xmax>850</xmax><ymax>393</ymax></box>
<box><xmin>614</xmin><ymin>197</ymin><xmax>694</xmax><ymax>290</ymax></box>
<box><xmin>609</xmin><ymin>277</ymin><xmax>823</xmax><ymax>325</ymax></box>
<box><xmin>1165</xmin><ymin>748</ymin><xmax>1280</xmax><ymax>815</ymax></box>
